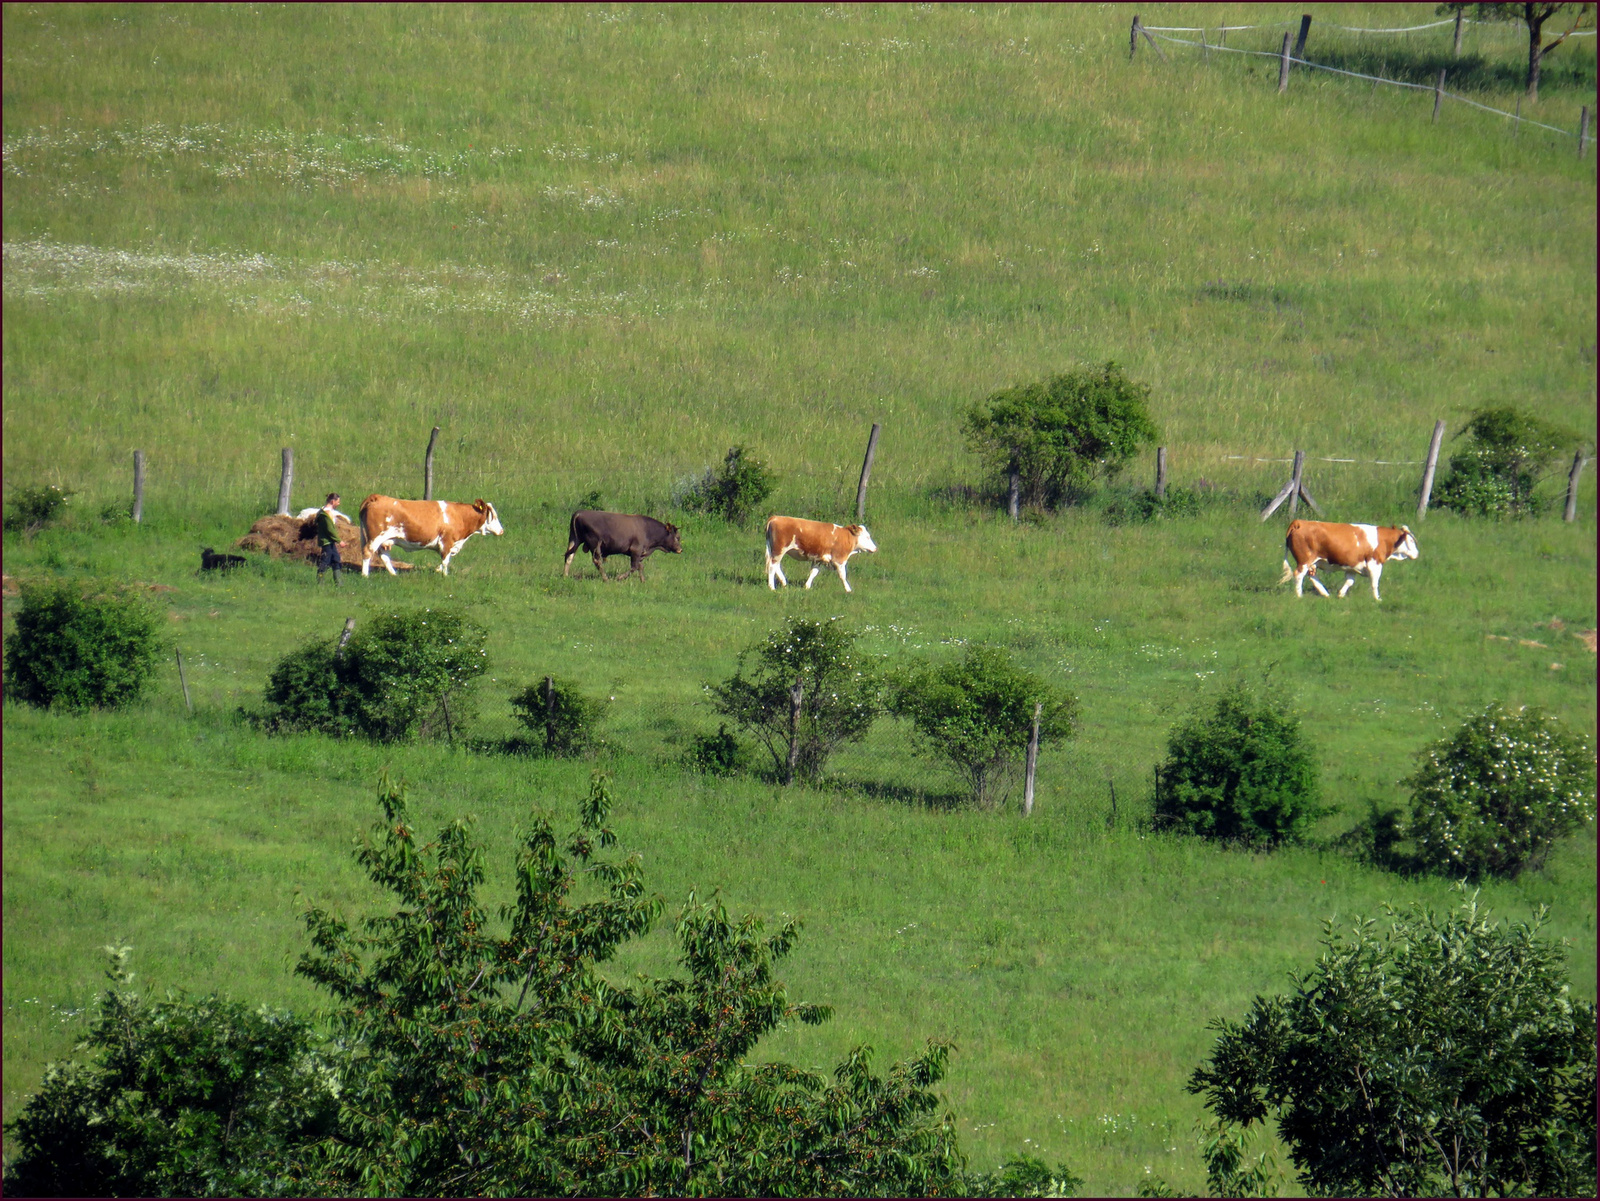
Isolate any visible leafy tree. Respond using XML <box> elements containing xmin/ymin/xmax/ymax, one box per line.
<box><xmin>677</xmin><ymin>445</ymin><xmax>777</xmax><ymax>525</ymax></box>
<box><xmin>709</xmin><ymin>616</ymin><xmax>880</xmax><ymax>784</ymax></box>
<box><xmin>3</xmin><ymin>946</ymin><xmax>337</xmax><ymax>1198</ymax></box>
<box><xmin>3</xmin><ymin>483</ymin><xmax>74</xmax><ymax>533</ymax></box>
<box><xmin>1188</xmin><ymin>890</ymin><xmax>1597</xmax><ymax>1198</ymax></box>
<box><xmin>1153</xmin><ymin>684</ymin><xmax>1322</xmax><ymax>848</ymax></box>
<box><xmin>255</xmin><ymin>606</ymin><xmax>487</xmax><ymax>741</ymax></box>
<box><xmin>889</xmin><ymin>645</ymin><xmax>1078</xmax><ymax>807</ymax></box>
<box><xmin>1435</xmin><ymin>405</ymin><xmax>1581</xmax><ymax>518</ymax></box>
<box><xmin>964</xmin><ymin>362</ymin><xmax>1158</xmax><ymax>509</ymax></box>
<box><xmin>4</xmin><ymin>580</ymin><xmax>166</xmax><ymax>711</ymax></box>
<box><xmin>1437</xmin><ymin>3</ymin><xmax>1596</xmax><ymax>100</ymax></box>
<box><xmin>1404</xmin><ymin>702</ymin><xmax>1595</xmax><ymax>879</ymax></box>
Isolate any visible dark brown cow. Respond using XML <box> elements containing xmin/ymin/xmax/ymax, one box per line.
<box><xmin>564</xmin><ymin>510</ymin><xmax>682</xmax><ymax>580</ymax></box>
<box><xmin>359</xmin><ymin>494</ymin><xmax>504</xmax><ymax>576</ymax></box>
<box><xmin>1279</xmin><ymin>519</ymin><xmax>1419</xmax><ymax>602</ymax></box>
<box><xmin>765</xmin><ymin>516</ymin><xmax>877</xmax><ymax>592</ymax></box>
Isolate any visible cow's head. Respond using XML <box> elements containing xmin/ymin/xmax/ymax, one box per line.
<box><xmin>663</xmin><ymin>522</ymin><xmax>683</xmax><ymax>553</ymax></box>
<box><xmin>1391</xmin><ymin>525</ymin><xmax>1419</xmax><ymax>561</ymax></box>
<box><xmin>473</xmin><ymin>499</ymin><xmax>504</xmax><ymax>536</ymax></box>
<box><xmin>850</xmin><ymin>524</ymin><xmax>878</xmax><ymax>553</ymax></box>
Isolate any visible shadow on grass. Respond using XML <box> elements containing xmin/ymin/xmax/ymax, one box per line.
<box><xmin>1301</xmin><ymin>45</ymin><xmax>1594</xmax><ymax>97</ymax></box>
<box><xmin>823</xmin><ymin>776</ymin><xmax>973</xmax><ymax>810</ymax></box>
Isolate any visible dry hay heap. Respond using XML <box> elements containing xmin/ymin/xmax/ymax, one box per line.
<box><xmin>236</xmin><ymin>513</ymin><xmax>413</xmax><ymax>571</ymax></box>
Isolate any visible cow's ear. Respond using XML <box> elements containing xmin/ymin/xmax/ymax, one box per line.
<box><xmin>473</xmin><ymin>499</ymin><xmax>487</xmax><ymax>512</ymax></box>
<box><xmin>848</xmin><ymin>524</ymin><xmax>862</xmax><ymax>534</ymax></box>
<box><xmin>667</xmin><ymin>523</ymin><xmax>679</xmax><ymax>534</ymax></box>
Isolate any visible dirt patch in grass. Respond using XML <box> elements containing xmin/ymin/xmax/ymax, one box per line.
<box><xmin>235</xmin><ymin>514</ymin><xmax>411</xmax><ymax>570</ymax></box>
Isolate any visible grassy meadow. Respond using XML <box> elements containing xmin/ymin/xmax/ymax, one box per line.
<box><xmin>3</xmin><ymin>4</ymin><xmax>1596</xmax><ymax>1194</ymax></box>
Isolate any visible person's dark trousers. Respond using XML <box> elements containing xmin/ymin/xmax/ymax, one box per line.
<box><xmin>317</xmin><ymin>542</ymin><xmax>343</xmax><ymax>583</ymax></box>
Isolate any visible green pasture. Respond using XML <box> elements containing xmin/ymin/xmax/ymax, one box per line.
<box><xmin>3</xmin><ymin>3</ymin><xmax>1595</xmax><ymax>1194</ymax></box>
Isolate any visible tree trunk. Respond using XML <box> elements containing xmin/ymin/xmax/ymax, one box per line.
<box><xmin>785</xmin><ymin>678</ymin><xmax>804</xmax><ymax>785</ymax></box>
<box><xmin>1526</xmin><ymin>8</ymin><xmax>1547</xmax><ymax>102</ymax></box>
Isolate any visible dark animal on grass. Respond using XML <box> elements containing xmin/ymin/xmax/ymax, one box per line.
<box><xmin>200</xmin><ymin>548</ymin><xmax>247</xmax><ymax>571</ymax></box>
<box><xmin>564</xmin><ymin>510</ymin><xmax>682</xmax><ymax>580</ymax></box>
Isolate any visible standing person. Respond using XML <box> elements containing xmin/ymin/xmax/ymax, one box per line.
<box><xmin>315</xmin><ymin>492</ymin><xmax>345</xmax><ymax>585</ymax></box>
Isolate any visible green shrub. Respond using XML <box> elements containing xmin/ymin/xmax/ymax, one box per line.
<box><xmin>2</xmin><ymin>946</ymin><xmax>337</xmax><ymax>1199</ymax></box>
<box><xmin>256</xmin><ymin>607</ymin><xmax>487</xmax><ymax>742</ymax></box>
<box><xmin>1435</xmin><ymin>406</ymin><xmax>1579</xmax><ymax>518</ymax></box>
<box><xmin>1153</xmin><ymin>684</ymin><xmax>1322</xmax><ymax>847</ymax></box>
<box><xmin>3</xmin><ymin>483</ymin><xmax>74</xmax><ymax>533</ymax></box>
<box><xmin>889</xmin><ymin>645</ymin><xmax>1078</xmax><ymax>807</ymax></box>
<box><xmin>964</xmin><ymin>362</ymin><xmax>1158</xmax><ymax>508</ymax></box>
<box><xmin>1404</xmin><ymin>703</ymin><xmax>1595</xmax><ymax>879</ymax></box>
<box><xmin>1102</xmin><ymin>484</ymin><xmax>1204</xmax><ymax>525</ymax></box>
<box><xmin>4</xmin><ymin>580</ymin><xmax>166</xmax><ymax>711</ymax></box>
<box><xmin>1188</xmin><ymin>891</ymin><xmax>1598</xmax><ymax>1198</ymax></box>
<box><xmin>509</xmin><ymin>675</ymin><xmax>606</xmax><ymax>756</ymax></box>
<box><xmin>675</xmin><ymin>445</ymin><xmax>777</xmax><ymax>525</ymax></box>
<box><xmin>684</xmin><ymin>723</ymin><xmax>751</xmax><ymax>775</ymax></box>
<box><xmin>709</xmin><ymin>616</ymin><xmax>879</xmax><ymax>783</ymax></box>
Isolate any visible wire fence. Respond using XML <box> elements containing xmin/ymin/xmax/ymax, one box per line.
<box><xmin>1135</xmin><ymin>12</ymin><xmax>1597</xmax><ymax>152</ymax></box>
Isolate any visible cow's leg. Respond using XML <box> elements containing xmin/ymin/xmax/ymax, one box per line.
<box><xmin>629</xmin><ymin>549</ymin><xmax>644</xmax><ymax>578</ymax></box>
<box><xmin>837</xmin><ymin>561</ymin><xmax>851</xmax><ymax>593</ymax></box>
<box><xmin>1292</xmin><ymin>563</ymin><xmax>1314</xmax><ymax>597</ymax></box>
<box><xmin>1368</xmin><ymin>561</ymin><xmax>1384</xmax><ymax>601</ymax></box>
<box><xmin>369</xmin><ymin>530</ymin><xmax>401</xmax><ymax>576</ymax></box>
<box><xmin>767</xmin><ymin>550</ymin><xmax>786</xmax><ymax>589</ymax></box>
<box><xmin>592</xmin><ymin>548</ymin><xmax>609</xmax><ymax>582</ymax></box>
<box><xmin>804</xmin><ymin>564</ymin><xmax>822</xmax><ymax>589</ymax></box>
<box><xmin>1338</xmin><ymin>573</ymin><xmax>1358</xmax><ymax>599</ymax></box>
<box><xmin>563</xmin><ymin>539</ymin><xmax>578</xmax><ymax>577</ymax></box>
<box><xmin>438</xmin><ymin>540</ymin><xmax>464</xmax><ymax>576</ymax></box>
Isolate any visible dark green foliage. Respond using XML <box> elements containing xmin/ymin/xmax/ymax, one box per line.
<box><xmin>965</xmin><ymin>1154</ymin><xmax>1084</xmax><ymax>1197</ymax></box>
<box><xmin>1134</xmin><ymin>1122</ymin><xmax>1283</xmax><ymax>1199</ymax></box>
<box><xmin>1153</xmin><ymin>684</ymin><xmax>1321</xmax><ymax>847</ymax></box>
<box><xmin>684</xmin><ymin>722</ymin><xmax>751</xmax><ymax>776</ymax></box>
<box><xmin>2</xmin><ymin>946</ymin><xmax>337</xmax><ymax>1198</ymax></box>
<box><xmin>709</xmin><ymin>616</ymin><xmax>880</xmax><ymax>784</ymax></box>
<box><xmin>4</xmin><ymin>580</ymin><xmax>165</xmax><ymax>711</ymax></box>
<box><xmin>98</xmin><ymin>501</ymin><xmax>134</xmax><ymax>527</ymax></box>
<box><xmin>676</xmin><ymin>445</ymin><xmax>777</xmax><ymax>525</ymax></box>
<box><xmin>289</xmin><ymin>773</ymin><xmax>994</xmax><ymax>1196</ymax></box>
<box><xmin>889</xmin><ymin>645</ymin><xmax>1078</xmax><ymax>807</ymax></box>
<box><xmin>255</xmin><ymin>607</ymin><xmax>487</xmax><ymax>742</ymax></box>
<box><xmin>1187</xmin><ymin>891</ymin><xmax>1598</xmax><ymax>1198</ymax></box>
<box><xmin>964</xmin><ymin>363</ymin><xmax>1159</xmax><ymax>508</ymax></box>
<box><xmin>3</xmin><ymin>483</ymin><xmax>73</xmax><ymax>533</ymax></box>
<box><xmin>1102</xmin><ymin>484</ymin><xmax>1204</xmax><ymax>525</ymax></box>
<box><xmin>509</xmin><ymin>675</ymin><xmax>606</xmax><ymax>756</ymax></box>
<box><xmin>1435</xmin><ymin>405</ymin><xmax>1580</xmax><ymax>518</ymax></box>
<box><xmin>1404</xmin><ymin>702</ymin><xmax>1595</xmax><ymax>879</ymax></box>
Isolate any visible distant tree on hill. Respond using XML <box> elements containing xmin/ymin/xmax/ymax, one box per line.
<box><xmin>1437</xmin><ymin>2</ymin><xmax>1597</xmax><ymax>100</ymax></box>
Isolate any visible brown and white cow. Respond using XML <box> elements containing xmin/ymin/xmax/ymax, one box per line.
<box><xmin>765</xmin><ymin>516</ymin><xmax>877</xmax><ymax>592</ymax></box>
<box><xmin>1279</xmin><ymin>519</ymin><xmax>1418</xmax><ymax>602</ymax></box>
<box><xmin>359</xmin><ymin>494</ymin><xmax>504</xmax><ymax>577</ymax></box>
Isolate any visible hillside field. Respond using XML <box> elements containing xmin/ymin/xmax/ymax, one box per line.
<box><xmin>3</xmin><ymin>4</ymin><xmax>1595</xmax><ymax>1194</ymax></box>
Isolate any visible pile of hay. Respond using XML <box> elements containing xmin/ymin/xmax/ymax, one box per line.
<box><xmin>236</xmin><ymin>513</ymin><xmax>413</xmax><ymax>571</ymax></box>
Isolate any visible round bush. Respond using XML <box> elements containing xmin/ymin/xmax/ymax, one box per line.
<box><xmin>510</xmin><ymin>676</ymin><xmax>606</xmax><ymax>757</ymax></box>
<box><xmin>1153</xmin><ymin>685</ymin><xmax>1321</xmax><ymax>847</ymax></box>
<box><xmin>1405</xmin><ymin>703</ymin><xmax>1595</xmax><ymax>879</ymax></box>
<box><xmin>4</xmin><ymin>580</ymin><xmax>165</xmax><ymax>711</ymax></box>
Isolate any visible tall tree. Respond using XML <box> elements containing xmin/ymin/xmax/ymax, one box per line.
<box><xmin>1443</xmin><ymin>3</ymin><xmax>1597</xmax><ymax>100</ymax></box>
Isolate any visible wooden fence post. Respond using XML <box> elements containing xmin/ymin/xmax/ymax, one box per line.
<box><xmin>1287</xmin><ymin>450</ymin><xmax>1305</xmax><ymax>519</ymax></box>
<box><xmin>1514</xmin><ymin>95</ymin><xmax>1522</xmax><ymax>138</ymax></box>
<box><xmin>1417</xmin><ymin>419</ymin><xmax>1446</xmax><ymax>521</ymax></box>
<box><xmin>785</xmin><ymin>678</ymin><xmax>804</xmax><ymax>785</ymax></box>
<box><xmin>1155</xmin><ymin>446</ymin><xmax>1168</xmax><ymax>500</ymax></box>
<box><xmin>1201</xmin><ymin>27</ymin><xmax>1209</xmax><ymax>63</ymax></box>
<box><xmin>335</xmin><ymin>617</ymin><xmax>357</xmax><ymax>661</ymax></box>
<box><xmin>1433</xmin><ymin>69</ymin><xmax>1446</xmax><ymax>123</ymax></box>
<box><xmin>1453</xmin><ymin>7</ymin><xmax>1464</xmax><ymax>56</ymax></box>
<box><xmin>424</xmin><ymin>426</ymin><xmax>441</xmax><ymax>500</ymax></box>
<box><xmin>1218</xmin><ymin>23</ymin><xmax>1226</xmax><ymax>47</ymax></box>
<box><xmin>1008</xmin><ymin>468</ymin><xmax>1021</xmax><ymax>523</ymax></box>
<box><xmin>132</xmin><ymin>450</ymin><xmax>145</xmax><ymax>524</ymax></box>
<box><xmin>276</xmin><ymin>447</ymin><xmax>294</xmax><ymax>516</ymax></box>
<box><xmin>1580</xmin><ymin>106</ymin><xmax>1590</xmax><ymax>159</ymax></box>
<box><xmin>1261</xmin><ymin>451</ymin><xmax>1321</xmax><ymax>521</ymax></box>
<box><xmin>1292</xmin><ymin>14</ymin><xmax>1312</xmax><ymax>64</ymax></box>
<box><xmin>175</xmin><ymin>648</ymin><xmax>192</xmax><ymax>715</ymax></box>
<box><xmin>1022</xmin><ymin>702</ymin><xmax>1042</xmax><ymax>818</ymax></box>
<box><xmin>1130</xmin><ymin>13</ymin><xmax>1140</xmax><ymax>59</ymax></box>
<box><xmin>1565</xmin><ymin>450</ymin><xmax>1588</xmax><ymax>522</ymax></box>
<box><xmin>855</xmin><ymin>422</ymin><xmax>881</xmax><ymax>522</ymax></box>
<box><xmin>1278</xmin><ymin>32</ymin><xmax>1291</xmax><ymax>93</ymax></box>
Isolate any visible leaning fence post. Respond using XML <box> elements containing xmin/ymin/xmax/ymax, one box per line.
<box><xmin>1580</xmin><ymin>106</ymin><xmax>1590</xmax><ymax>160</ymax></box>
<box><xmin>855</xmin><ymin>422</ymin><xmax>881</xmax><ymax>522</ymax></box>
<box><xmin>1287</xmin><ymin>450</ymin><xmax>1306</xmax><ymax>519</ymax></box>
<box><xmin>1278</xmin><ymin>32</ymin><xmax>1291</xmax><ymax>93</ymax></box>
<box><xmin>424</xmin><ymin>425</ymin><xmax>441</xmax><ymax>501</ymax></box>
<box><xmin>1130</xmin><ymin>13</ymin><xmax>1140</xmax><ymax>59</ymax></box>
<box><xmin>1417</xmin><ymin>419</ymin><xmax>1447</xmax><ymax>521</ymax></box>
<box><xmin>1292</xmin><ymin>13</ymin><xmax>1311</xmax><ymax>65</ymax></box>
<box><xmin>1022</xmin><ymin>701</ymin><xmax>1042</xmax><ymax>818</ymax></box>
<box><xmin>335</xmin><ymin>617</ymin><xmax>357</xmax><ymax>661</ymax></box>
<box><xmin>276</xmin><ymin>447</ymin><xmax>294</xmax><ymax>516</ymax></box>
<box><xmin>175</xmin><ymin>648</ymin><xmax>192</xmax><ymax>715</ymax></box>
<box><xmin>132</xmin><ymin>450</ymin><xmax>145</xmax><ymax>524</ymax></box>
<box><xmin>1565</xmin><ymin>449</ymin><xmax>1588</xmax><ymax>522</ymax></box>
<box><xmin>785</xmin><ymin>677</ymin><xmax>804</xmax><ymax>785</ymax></box>
<box><xmin>1155</xmin><ymin>446</ymin><xmax>1168</xmax><ymax>500</ymax></box>
<box><xmin>1432</xmin><ymin>69</ymin><xmax>1446</xmax><ymax>124</ymax></box>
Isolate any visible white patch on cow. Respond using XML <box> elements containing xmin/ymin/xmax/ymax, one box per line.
<box><xmin>1306</xmin><ymin>574</ymin><xmax>1331</xmax><ymax>597</ymax></box>
<box><xmin>1352</xmin><ymin>524</ymin><xmax>1379</xmax><ymax>557</ymax></box>
<box><xmin>856</xmin><ymin>526</ymin><xmax>877</xmax><ymax>553</ymax></box>
<box><xmin>1367</xmin><ymin>560</ymin><xmax>1385</xmax><ymax>600</ymax></box>
<box><xmin>483</xmin><ymin>503</ymin><xmax>503</xmax><ymax>535</ymax></box>
<box><xmin>1391</xmin><ymin>528</ymin><xmax>1419</xmax><ymax>561</ymax></box>
<box><xmin>804</xmin><ymin>565</ymin><xmax>821</xmax><ymax>588</ymax></box>
<box><xmin>437</xmin><ymin>500</ymin><xmax>450</xmax><ymax>525</ymax></box>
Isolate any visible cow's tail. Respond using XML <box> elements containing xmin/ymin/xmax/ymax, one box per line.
<box><xmin>1279</xmin><ymin>520</ymin><xmax>1304</xmax><ymax>585</ymax></box>
<box><xmin>358</xmin><ymin>494</ymin><xmax>380</xmax><ymax>551</ymax></box>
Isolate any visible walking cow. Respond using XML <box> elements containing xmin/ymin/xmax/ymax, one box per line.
<box><xmin>359</xmin><ymin>494</ymin><xmax>504</xmax><ymax>576</ymax></box>
<box><xmin>1280</xmin><ymin>519</ymin><xmax>1418</xmax><ymax>602</ymax></box>
<box><xmin>764</xmin><ymin>516</ymin><xmax>877</xmax><ymax>592</ymax></box>
<box><xmin>564</xmin><ymin>511</ymin><xmax>682</xmax><ymax>580</ymax></box>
